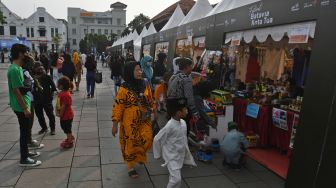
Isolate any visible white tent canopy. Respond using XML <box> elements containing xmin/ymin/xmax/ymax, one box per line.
<box><xmin>134</xmin><ymin>26</ymin><xmax>149</xmax><ymax>61</ymax></box>
<box><xmin>179</xmin><ymin>0</ymin><xmax>212</xmax><ymax>26</ymax></box>
<box><xmin>225</xmin><ymin>21</ymin><xmax>316</xmax><ymax>44</ymax></box>
<box><xmin>161</xmin><ymin>4</ymin><xmax>185</xmax><ymax>31</ymax></box>
<box><xmin>144</xmin><ymin>23</ymin><xmax>157</xmax><ymax>37</ymax></box>
<box><xmin>124</xmin><ymin>30</ymin><xmax>139</xmax><ymax>43</ymax></box>
<box><xmin>207</xmin><ymin>0</ymin><xmax>261</xmax><ymax>17</ymax></box>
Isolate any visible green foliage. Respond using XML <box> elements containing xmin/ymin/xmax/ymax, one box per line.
<box><xmin>79</xmin><ymin>34</ymin><xmax>109</xmax><ymax>53</ymax></box>
<box><xmin>121</xmin><ymin>27</ymin><xmax>130</xmax><ymax>37</ymax></box>
<box><xmin>127</xmin><ymin>13</ymin><xmax>150</xmax><ymax>34</ymax></box>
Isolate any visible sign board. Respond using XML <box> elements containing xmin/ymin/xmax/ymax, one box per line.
<box><xmin>288</xmin><ymin>26</ymin><xmax>310</xmax><ymax>43</ymax></box>
<box><xmin>272</xmin><ymin>108</ymin><xmax>288</xmax><ymax>130</ymax></box>
<box><xmin>80</xmin><ymin>12</ymin><xmax>94</xmax><ymax>17</ymax></box>
<box><xmin>246</xmin><ymin>103</ymin><xmax>260</xmax><ymax>119</ymax></box>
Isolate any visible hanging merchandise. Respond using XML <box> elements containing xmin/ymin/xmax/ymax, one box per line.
<box><xmin>245</xmin><ymin>46</ymin><xmax>261</xmax><ymax>83</ymax></box>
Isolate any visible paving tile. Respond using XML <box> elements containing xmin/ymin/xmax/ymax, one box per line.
<box><xmin>99</xmin><ymin>137</ymin><xmax>120</xmax><ymax>149</ymax></box>
<box><xmin>151</xmin><ymin>175</ymin><xmax>188</xmax><ymax>188</ymax></box>
<box><xmin>224</xmin><ymin>168</ymin><xmax>260</xmax><ymax>183</ymax></box>
<box><xmin>0</xmin><ymin>123</ymin><xmax>18</xmax><ymax>132</ymax></box>
<box><xmin>3</xmin><ymin>145</ymin><xmax>20</xmax><ymax>160</ymax></box>
<box><xmin>254</xmin><ymin>171</ymin><xmax>285</xmax><ymax>188</ymax></box>
<box><xmin>70</xmin><ymin>167</ymin><xmax>101</xmax><ymax>182</ymax></box>
<box><xmin>238</xmin><ymin>181</ymin><xmax>271</xmax><ymax>188</ymax></box>
<box><xmin>80</xmin><ymin>122</ymin><xmax>98</xmax><ymax>127</ymax></box>
<box><xmin>72</xmin><ymin>155</ymin><xmax>101</xmax><ymax>167</ymax></box>
<box><xmin>99</xmin><ymin>127</ymin><xmax>113</xmax><ymax>138</ymax></box>
<box><xmin>80</xmin><ymin>117</ymin><xmax>98</xmax><ymax>122</ymax></box>
<box><xmin>15</xmin><ymin>167</ymin><xmax>70</xmax><ymax>188</ymax></box>
<box><xmin>0</xmin><ymin>153</ymin><xmax>4</xmax><ymax>160</ymax></box>
<box><xmin>68</xmin><ymin>181</ymin><xmax>102</xmax><ymax>188</ymax></box>
<box><xmin>245</xmin><ymin>158</ymin><xmax>268</xmax><ymax>172</ymax></box>
<box><xmin>76</xmin><ymin>139</ymin><xmax>99</xmax><ymax>147</ymax></box>
<box><xmin>98</xmin><ymin>121</ymin><xmax>112</xmax><ymax>128</ymax></box>
<box><xmin>0</xmin><ymin>131</ymin><xmax>19</xmax><ymax>142</ymax></box>
<box><xmin>74</xmin><ymin>147</ymin><xmax>99</xmax><ymax>156</ymax></box>
<box><xmin>78</xmin><ymin>126</ymin><xmax>98</xmax><ymax>133</ymax></box>
<box><xmin>185</xmin><ymin>175</ymin><xmax>238</xmax><ymax>188</ymax></box>
<box><xmin>0</xmin><ymin>141</ymin><xmax>15</xmax><ymax>154</ymax></box>
<box><xmin>39</xmin><ymin>139</ymin><xmax>72</xmax><ymax>152</ymax></box>
<box><xmin>181</xmin><ymin>161</ymin><xmax>222</xmax><ymax>178</ymax></box>
<box><xmin>0</xmin><ymin>160</ymin><xmax>25</xmax><ymax>187</ymax></box>
<box><xmin>77</xmin><ymin>132</ymin><xmax>99</xmax><ymax>140</ymax></box>
<box><xmin>101</xmin><ymin>148</ymin><xmax>124</xmax><ymax>164</ymax></box>
<box><xmin>102</xmin><ymin>164</ymin><xmax>152</xmax><ymax>187</ymax></box>
<box><xmin>145</xmin><ymin>161</ymin><xmax>169</xmax><ymax>175</ymax></box>
<box><xmin>27</xmin><ymin>150</ymin><xmax>73</xmax><ymax>168</ymax></box>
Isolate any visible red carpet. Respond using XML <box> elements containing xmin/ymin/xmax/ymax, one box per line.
<box><xmin>247</xmin><ymin>148</ymin><xmax>289</xmax><ymax>179</ymax></box>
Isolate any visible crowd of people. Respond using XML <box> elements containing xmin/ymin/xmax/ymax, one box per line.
<box><xmin>6</xmin><ymin>44</ymin><xmax>248</xmax><ymax>188</ymax></box>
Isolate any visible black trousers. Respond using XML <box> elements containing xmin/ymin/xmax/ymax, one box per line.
<box><xmin>14</xmin><ymin>111</ymin><xmax>29</xmax><ymax>162</ymax></box>
<box><xmin>27</xmin><ymin>103</ymin><xmax>35</xmax><ymax>143</ymax></box>
<box><xmin>60</xmin><ymin>119</ymin><xmax>73</xmax><ymax>134</ymax></box>
<box><xmin>34</xmin><ymin>102</ymin><xmax>55</xmax><ymax>131</ymax></box>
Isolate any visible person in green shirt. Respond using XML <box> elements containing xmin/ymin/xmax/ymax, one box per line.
<box><xmin>7</xmin><ymin>44</ymin><xmax>41</xmax><ymax>167</ymax></box>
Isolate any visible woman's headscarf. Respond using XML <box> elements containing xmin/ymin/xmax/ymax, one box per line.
<box><xmin>72</xmin><ymin>51</ymin><xmax>80</xmax><ymax>65</ymax></box>
<box><xmin>140</xmin><ymin>55</ymin><xmax>153</xmax><ymax>79</ymax></box>
<box><xmin>122</xmin><ymin>61</ymin><xmax>145</xmax><ymax>94</ymax></box>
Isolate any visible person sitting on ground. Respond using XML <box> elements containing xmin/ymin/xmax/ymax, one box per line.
<box><xmin>221</xmin><ymin>122</ymin><xmax>249</xmax><ymax>170</ymax></box>
<box><xmin>32</xmin><ymin>62</ymin><xmax>57</xmax><ymax>135</ymax></box>
<box><xmin>154</xmin><ymin>72</ymin><xmax>172</xmax><ymax>112</ymax></box>
<box><xmin>153</xmin><ymin>97</ymin><xmax>197</xmax><ymax>188</ymax></box>
<box><xmin>56</xmin><ymin>76</ymin><xmax>75</xmax><ymax>148</ymax></box>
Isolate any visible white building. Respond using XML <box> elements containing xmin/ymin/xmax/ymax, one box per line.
<box><xmin>68</xmin><ymin>2</ymin><xmax>127</xmax><ymax>51</ymax></box>
<box><xmin>0</xmin><ymin>1</ymin><xmax>25</xmax><ymax>39</ymax></box>
<box><xmin>24</xmin><ymin>7</ymin><xmax>67</xmax><ymax>53</ymax></box>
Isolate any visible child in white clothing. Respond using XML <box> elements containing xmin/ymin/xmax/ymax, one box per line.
<box><xmin>153</xmin><ymin>98</ymin><xmax>196</xmax><ymax>188</ymax></box>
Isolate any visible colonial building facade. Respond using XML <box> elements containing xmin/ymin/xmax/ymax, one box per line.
<box><xmin>67</xmin><ymin>2</ymin><xmax>127</xmax><ymax>51</ymax></box>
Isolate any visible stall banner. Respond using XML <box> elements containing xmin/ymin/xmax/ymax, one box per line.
<box><xmin>288</xmin><ymin>26</ymin><xmax>310</xmax><ymax>44</ymax></box>
<box><xmin>289</xmin><ymin>114</ymin><xmax>299</xmax><ymax>149</ymax></box>
<box><xmin>193</xmin><ymin>37</ymin><xmax>206</xmax><ymax>48</ymax></box>
<box><xmin>272</xmin><ymin>108</ymin><xmax>288</xmax><ymax>130</ymax></box>
<box><xmin>246</xmin><ymin>103</ymin><xmax>260</xmax><ymax>119</ymax></box>
<box><xmin>143</xmin><ymin>44</ymin><xmax>151</xmax><ymax>56</ymax></box>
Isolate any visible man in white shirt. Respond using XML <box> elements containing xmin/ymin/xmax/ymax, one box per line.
<box><xmin>80</xmin><ymin>53</ymin><xmax>87</xmax><ymax>66</ymax></box>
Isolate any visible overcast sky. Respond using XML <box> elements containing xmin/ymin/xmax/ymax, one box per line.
<box><xmin>2</xmin><ymin>0</ymin><xmax>220</xmax><ymax>23</ymax></box>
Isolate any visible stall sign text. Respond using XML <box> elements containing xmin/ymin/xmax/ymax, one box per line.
<box><xmin>249</xmin><ymin>3</ymin><xmax>274</xmax><ymax>26</ymax></box>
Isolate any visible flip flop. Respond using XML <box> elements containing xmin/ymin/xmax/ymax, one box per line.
<box><xmin>128</xmin><ymin>170</ymin><xmax>139</xmax><ymax>179</ymax></box>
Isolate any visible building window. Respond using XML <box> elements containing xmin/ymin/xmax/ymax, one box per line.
<box><xmin>110</xmin><ymin>19</ymin><xmax>113</xmax><ymax>25</ymax></box>
<box><xmin>83</xmin><ymin>18</ymin><xmax>95</xmax><ymax>24</ymax></box>
<box><xmin>91</xmin><ymin>29</ymin><xmax>94</xmax><ymax>34</ymax></box>
<box><xmin>39</xmin><ymin>17</ymin><xmax>45</xmax><ymax>22</ymax></box>
<box><xmin>32</xmin><ymin>44</ymin><xmax>35</xmax><ymax>51</ymax></box>
<box><xmin>84</xmin><ymin>29</ymin><xmax>87</xmax><ymax>35</ymax></box>
<box><xmin>55</xmin><ymin>28</ymin><xmax>58</xmax><ymax>35</ymax></box>
<box><xmin>117</xmin><ymin>30</ymin><xmax>121</xmax><ymax>35</ymax></box>
<box><xmin>104</xmin><ymin>29</ymin><xmax>108</xmax><ymax>35</ymax></box>
<box><xmin>39</xmin><ymin>29</ymin><xmax>46</xmax><ymax>37</ymax></box>
<box><xmin>31</xmin><ymin>28</ymin><xmax>34</xmax><ymax>37</ymax></box>
<box><xmin>51</xmin><ymin>28</ymin><xmax>54</xmax><ymax>37</ymax></box>
<box><xmin>26</xmin><ymin>28</ymin><xmax>30</xmax><ymax>37</ymax></box>
<box><xmin>10</xmin><ymin>26</ymin><xmax>16</xmax><ymax>36</ymax></box>
<box><xmin>72</xmin><ymin>17</ymin><xmax>76</xmax><ymax>24</ymax></box>
<box><xmin>111</xmin><ymin>30</ymin><xmax>114</xmax><ymax>34</ymax></box>
<box><xmin>117</xmin><ymin>18</ymin><xmax>121</xmax><ymax>26</ymax></box>
<box><xmin>72</xmin><ymin>28</ymin><xmax>76</xmax><ymax>35</ymax></box>
<box><xmin>98</xmin><ymin>19</ymin><xmax>108</xmax><ymax>24</ymax></box>
<box><xmin>73</xmin><ymin>39</ymin><xmax>77</xmax><ymax>45</ymax></box>
<box><xmin>98</xmin><ymin>29</ymin><xmax>101</xmax><ymax>35</ymax></box>
<box><xmin>0</xmin><ymin>26</ymin><xmax>4</xmax><ymax>36</ymax></box>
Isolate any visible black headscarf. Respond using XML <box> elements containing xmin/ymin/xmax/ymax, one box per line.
<box><xmin>122</xmin><ymin>61</ymin><xmax>145</xmax><ymax>94</ymax></box>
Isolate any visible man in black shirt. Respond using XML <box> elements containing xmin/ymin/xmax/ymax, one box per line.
<box><xmin>33</xmin><ymin>62</ymin><xmax>57</xmax><ymax>135</ymax></box>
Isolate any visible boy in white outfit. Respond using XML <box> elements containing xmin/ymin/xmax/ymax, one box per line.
<box><xmin>153</xmin><ymin>98</ymin><xmax>197</xmax><ymax>188</ymax></box>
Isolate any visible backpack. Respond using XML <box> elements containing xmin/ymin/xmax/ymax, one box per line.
<box><xmin>20</xmin><ymin>70</ymin><xmax>33</xmax><ymax>95</ymax></box>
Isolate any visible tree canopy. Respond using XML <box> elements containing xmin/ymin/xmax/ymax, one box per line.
<box><xmin>79</xmin><ymin>34</ymin><xmax>109</xmax><ymax>54</ymax></box>
<box><xmin>127</xmin><ymin>13</ymin><xmax>150</xmax><ymax>34</ymax></box>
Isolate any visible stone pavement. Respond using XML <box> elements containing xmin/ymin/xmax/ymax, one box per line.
<box><xmin>0</xmin><ymin>63</ymin><xmax>285</xmax><ymax>188</ymax></box>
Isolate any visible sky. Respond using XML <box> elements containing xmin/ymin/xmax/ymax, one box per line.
<box><xmin>2</xmin><ymin>0</ymin><xmax>220</xmax><ymax>24</ymax></box>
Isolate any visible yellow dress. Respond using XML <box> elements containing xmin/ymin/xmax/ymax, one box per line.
<box><xmin>112</xmin><ymin>84</ymin><xmax>155</xmax><ymax>168</ymax></box>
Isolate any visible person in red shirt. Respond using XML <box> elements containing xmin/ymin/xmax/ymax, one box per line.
<box><xmin>56</xmin><ymin>76</ymin><xmax>75</xmax><ymax>148</ymax></box>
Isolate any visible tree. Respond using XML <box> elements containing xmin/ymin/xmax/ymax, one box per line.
<box><xmin>52</xmin><ymin>34</ymin><xmax>62</xmax><ymax>52</ymax></box>
<box><xmin>79</xmin><ymin>34</ymin><xmax>109</xmax><ymax>54</ymax></box>
<box><xmin>0</xmin><ymin>10</ymin><xmax>6</xmax><ymax>24</ymax></box>
<box><xmin>108</xmin><ymin>33</ymin><xmax>118</xmax><ymax>43</ymax></box>
<box><xmin>121</xmin><ymin>27</ymin><xmax>130</xmax><ymax>37</ymax></box>
<box><xmin>127</xmin><ymin>13</ymin><xmax>150</xmax><ymax>34</ymax></box>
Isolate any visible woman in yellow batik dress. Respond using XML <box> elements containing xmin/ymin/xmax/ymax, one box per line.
<box><xmin>112</xmin><ymin>61</ymin><xmax>156</xmax><ymax>178</ymax></box>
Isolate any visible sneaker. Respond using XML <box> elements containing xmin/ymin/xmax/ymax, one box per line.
<box><xmin>28</xmin><ymin>141</ymin><xmax>44</xmax><ymax>149</ymax></box>
<box><xmin>38</xmin><ymin>129</ymin><xmax>48</xmax><ymax>135</ymax></box>
<box><xmin>50</xmin><ymin>130</ymin><xmax>55</xmax><ymax>135</ymax></box>
<box><xmin>28</xmin><ymin>152</ymin><xmax>41</xmax><ymax>158</ymax></box>
<box><xmin>19</xmin><ymin>157</ymin><xmax>42</xmax><ymax>167</ymax></box>
<box><xmin>87</xmin><ymin>94</ymin><xmax>91</xmax><ymax>98</ymax></box>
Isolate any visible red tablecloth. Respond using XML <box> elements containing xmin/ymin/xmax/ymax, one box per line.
<box><xmin>233</xmin><ymin>98</ymin><xmax>295</xmax><ymax>153</ymax></box>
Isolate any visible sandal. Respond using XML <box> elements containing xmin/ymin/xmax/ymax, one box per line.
<box><xmin>128</xmin><ymin>169</ymin><xmax>139</xmax><ymax>179</ymax></box>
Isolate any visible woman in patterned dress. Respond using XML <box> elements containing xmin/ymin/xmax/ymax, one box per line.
<box><xmin>112</xmin><ymin>61</ymin><xmax>156</xmax><ymax>178</ymax></box>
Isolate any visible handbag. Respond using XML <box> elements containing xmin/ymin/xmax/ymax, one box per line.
<box><xmin>95</xmin><ymin>70</ymin><xmax>102</xmax><ymax>84</ymax></box>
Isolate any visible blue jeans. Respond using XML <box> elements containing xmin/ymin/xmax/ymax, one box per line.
<box><xmin>86</xmin><ymin>71</ymin><xmax>96</xmax><ymax>96</ymax></box>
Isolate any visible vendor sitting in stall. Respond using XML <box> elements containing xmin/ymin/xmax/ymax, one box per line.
<box><xmin>221</xmin><ymin>122</ymin><xmax>249</xmax><ymax>170</ymax></box>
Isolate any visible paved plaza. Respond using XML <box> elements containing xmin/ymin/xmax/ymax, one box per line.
<box><xmin>0</xmin><ymin>63</ymin><xmax>285</xmax><ymax>188</ymax></box>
